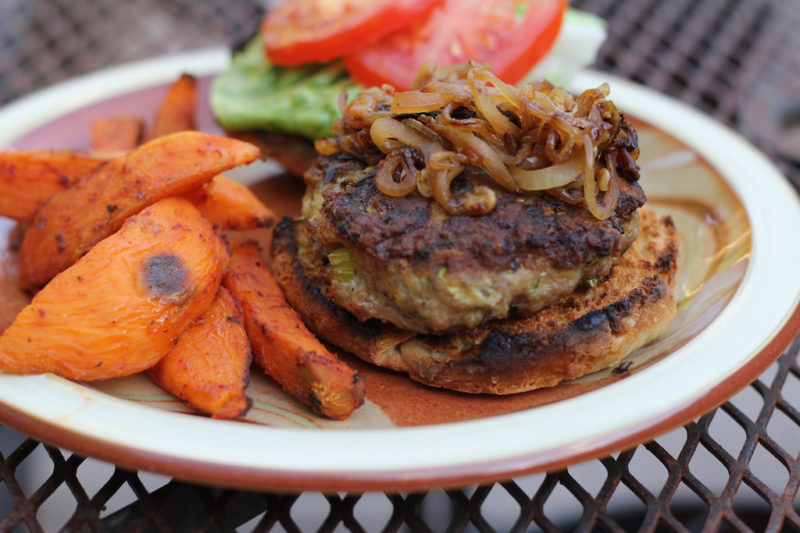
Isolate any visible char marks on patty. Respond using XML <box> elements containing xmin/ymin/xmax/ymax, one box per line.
<box><xmin>296</xmin><ymin>155</ymin><xmax>647</xmax><ymax>333</ymax></box>
<box><xmin>314</xmin><ymin>155</ymin><xmax>645</xmax><ymax>274</ymax></box>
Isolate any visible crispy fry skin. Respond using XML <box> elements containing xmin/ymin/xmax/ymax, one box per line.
<box><xmin>18</xmin><ymin>131</ymin><xmax>260</xmax><ymax>291</ymax></box>
<box><xmin>150</xmin><ymin>74</ymin><xmax>197</xmax><ymax>139</ymax></box>
<box><xmin>149</xmin><ymin>75</ymin><xmax>276</xmax><ymax>232</ymax></box>
<box><xmin>148</xmin><ymin>286</ymin><xmax>252</xmax><ymax>419</ymax></box>
<box><xmin>0</xmin><ymin>151</ymin><xmax>270</xmax><ymax>231</ymax></box>
<box><xmin>0</xmin><ymin>198</ymin><xmax>229</xmax><ymax>381</ymax></box>
<box><xmin>184</xmin><ymin>175</ymin><xmax>275</xmax><ymax>230</ymax></box>
<box><xmin>0</xmin><ymin>150</ymin><xmax>107</xmax><ymax>224</ymax></box>
<box><xmin>223</xmin><ymin>240</ymin><xmax>365</xmax><ymax>420</ymax></box>
<box><xmin>91</xmin><ymin>115</ymin><xmax>144</xmax><ymax>151</ymax></box>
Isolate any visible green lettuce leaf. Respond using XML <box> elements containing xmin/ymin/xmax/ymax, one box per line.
<box><xmin>210</xmin><ymin>36</ymin><xmax>362</xmax><ymax>140</ymax></box>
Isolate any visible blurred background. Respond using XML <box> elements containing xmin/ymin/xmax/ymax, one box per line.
<box><xmin>1</xmin><ymin>0</ymin><xmax>800</xmax><ymax>531</ymax></box>
<box><xmin>1</xmin><ymin>0</ymin><xmax>798</xmax><ymax>179</ymax></box>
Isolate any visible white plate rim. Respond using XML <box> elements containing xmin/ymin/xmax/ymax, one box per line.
<box><xmin>1</xmin><ymin>48</ymin><xmax>799</xmax><ymax>492</ymax></box>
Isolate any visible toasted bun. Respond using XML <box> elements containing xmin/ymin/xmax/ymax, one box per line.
<box><xmin>271</xmin><ymin>207</ymin><xmax>679</xmax><ymax>394</ymax></box>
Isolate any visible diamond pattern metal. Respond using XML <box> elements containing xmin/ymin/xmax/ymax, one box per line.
<box><xmin>1</xmin><ymin>0</ymin><xmax>800</xmax><ymax>530</ymax></box>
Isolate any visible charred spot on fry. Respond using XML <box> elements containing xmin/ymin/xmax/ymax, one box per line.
<box><xmin>16</xmin><ymin>132</ymin><xmax>260</xmax><ymax>291</ymax></box>
<box><xmin>308</xmin><ymin>389</ymin><xmax>323</xmax><ymax>416</ymax></box>
<box><xmin>613</xmin><ymin>361</ymin><xmax>633</xmax><ymax>374</ymax></box>
<box><xmin>3</xmin><ymin>164</ymin><xmax>18</xmax><ymax>180</ymax></box>
<box><xmin>0</xmin><ymin>198</ymin><xmax>228</xmax><ymax>381</ymax></box>
<box><xmin>9</xmin><ymin>224</ymin><xmax>24</xmax><ymax>251</ymax></box>
<box><xmin>141</xmin><ymin>253</ymin><xmax>192</xmax><ymax>304</ymax></box>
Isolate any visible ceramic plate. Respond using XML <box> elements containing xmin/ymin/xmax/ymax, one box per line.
<box><xmin>1</xmin><ymin>49</ymin><xmax>799</xmax><ymax>492</ymax></box>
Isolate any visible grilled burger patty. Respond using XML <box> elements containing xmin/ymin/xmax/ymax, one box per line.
<box><xmin>273</xmin><ymin>206</ymin><xmax>678</xmax><ymax>394</ymax></box>
<box><xmin>295</xmin><ymin>154</ymin><xmax>647</xmax><ymax>334</ymax></box>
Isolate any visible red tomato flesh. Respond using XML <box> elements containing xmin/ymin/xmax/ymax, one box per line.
<box><xmin>344</xmin><ymin>0</ymin><xmax>566</xmax><ymax>90</ymax></box>
<box><xmin>263</xmin><ymin>0</ymin><xmax>444</xmax><ymax>66</ymax></box>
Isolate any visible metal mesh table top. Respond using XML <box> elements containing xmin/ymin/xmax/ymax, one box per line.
<box><xmin>1</xmin><ymin>0</ymin><xmax>800</xmax><ymax>531</ymax></box>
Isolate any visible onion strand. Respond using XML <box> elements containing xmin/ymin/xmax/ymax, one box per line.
<box><xmin>324</xmin><ymin>62</ymin><xmax>638</xmax><ymax>218</ymax></box>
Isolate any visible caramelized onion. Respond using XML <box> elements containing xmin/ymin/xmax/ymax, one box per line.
<box><xmin>344</xmin><ymin>87</ymin><xmax>394</xmax><ymax>130</ymax></box>
<box><xmin>582</xmin><ymin>132</ymin><xmax>595</xmax><ymax>187</ymax></box>
<box><xmin>429</xmin><ymin>150</ymin><xmax>468</xmax><ymax>170</ymax></box>
<box><xmin>314</xmin><ymin>137</ymin><xmax>339</xmax><ymax>156</ymax></box>
<box><xmin>412</xmin><ymin>61</ymin><xmax>437</xmax><ymax>89</ymax></box>
<box><xmin>421</xmin><ymin>81</ymin><xmax>473</xmax><ymax>100</ymax></box>
<box><xmin>428</xmin><ymin>121</ymin><xmax>517</xmax><ymax>192</ymax></box>
<box><xmin>550</xmin><ymin>183</ymin><xmax>585</xmax><ymax>205</ymax></box>
<box><xmin>323</xmin><ymin>62</ymin><xmax>638</xmax><ymax>219</ymax></box>
<box><xmin>470</xmin><ymin>68</ymin><xmax>522</xmax><ymax>109</ymax></box>
<box><xmin>428</xmin><ymin>163</ymin><xmax>497</xmax><ymax>215</ymax></box>
<box><xmin>416</xmin><ymin>168</ymin><xmax>433</xmax><ymax>198</ymax></box>
<box><xmin>467</xmin><ymin>69</ymin><xmax>520</xmax><ymax>137</ymax></box>
<box><xmin>370</xmin><ymin>117</ymin><xmax>443</xmax><ymax>157</ymax></box>
<box><xmin>512</xmin><ymin>152</ymin><xmax>585</xmax><ymax>191</ymax></box>
<box><xmin>391</xmin><ymin>91</ymin><xmax>453</xmax><ymax>114</ymax></box>
<box><xmin>427</xmin><ymin>152</ymin><xmax>463</xmax><ymax>209</ymax></box>
<box><xmin>376</xmin><ymin>150</ymin><xmax>418</xmax><ymax>197</ymax></box>
<box><xmin>461</xmin><ymin>185</ymin><xmax>497</xmax><ymax>213</ymax></box>
<box><xmin>583</xmin><ymin>148</ymin><xmax>620</xmax><ymax>220</ymax></box>
<box><xmin>429</xmin><ymin>166</ymin><xmax>460</xmax><ymax>212</ymax></box>
<box><xmin>439</xmin><ymin>104</ymin><xmax>507</xmax><ymax>150</ymax></box>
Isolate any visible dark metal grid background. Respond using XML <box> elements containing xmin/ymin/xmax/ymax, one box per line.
<box><xmin>1</xmin><ymin>0</ymin><xmax>800</xmax><ymax>531</ymax></box>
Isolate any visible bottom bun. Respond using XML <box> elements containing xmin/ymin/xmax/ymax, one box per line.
<box><xmin>271</xmin><ymin>207</ymin><xmax>679</xmax><ymax>394</ymax></box>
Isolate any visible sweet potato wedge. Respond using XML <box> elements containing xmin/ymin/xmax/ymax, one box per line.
<box><xmin>148</xmin><ymin>286</ymin><xmax>251</xmax><ymax>419</ymax></box>
<box><xmin>0</xmin><ymin>197</ymin><xmax>229</xmax><ymax>381</ymax></box>
<box><xmin>91</xmin><ymin>115</ymin><xmax>143</xmax><ymax>151</ymax></box>
<box><xmin>184</xmin><ymin>175</ymin><xmax>275</xmax><ymax>230</ymax></box>
<box><xmin>0</xmin><ymin>150</ymin><xmax>107</xmax><ymax>224</ymax></box>
<box><xmin>18</xmin><ymin>131</ymin><xmax>260</xmax><ymax>291</ymax></box>
<box><xmin>223</xmin><ymin>240</ymin><xmax>365</xmax><ymax>420</ymax></box>
<box><xmin>150</xmin><ymin>73</ymin><xmax>197</xmax><ymax>139</ymax></box>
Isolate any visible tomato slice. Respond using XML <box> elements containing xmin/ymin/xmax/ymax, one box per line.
<box><xmin>344</xmin><ymin>0</ymin><xmax>566</xmax><ymax>90</ymax></box>
<box><xmin>262</xmin><ymin>0</ymin><xmax>444</xmax><ymax>66</ymax></box>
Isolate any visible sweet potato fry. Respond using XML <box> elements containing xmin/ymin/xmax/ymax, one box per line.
<box><xmin>223</xmin><ymin>240</ymin><xmax>365</xmax><ymax>420</ymax></box>
<box><xmin>184</xmin><ymin>175</ymin><xmax>275</xmax><ymax>230</ymax></box>
<box><xmin>0</xmin><ymin>197</ymin><xmax>229</xmax><ymax>381</ymax></box>
<box><xmin>150</xmin><ymin>73</ymin><xmax>197</xmax><ymax>139</ymax></box>
<box><xmin>0</xmin><ymin>150</ymin><xmax>107</xmax><ymax>224</ymax></box>
<box><xmin>18</xmin><ymin>131</ymin><xmax>260</xmax><ymax>291</ymax></box>
<box><xmin>148</xmin><ymin>286</ymin><xmax>251</xmax><ymax>419</ymax></box>
<box><xmin>91</xmin><ymin>115</ymin><xmax>143</xmax><ymax>151</ymax></box>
